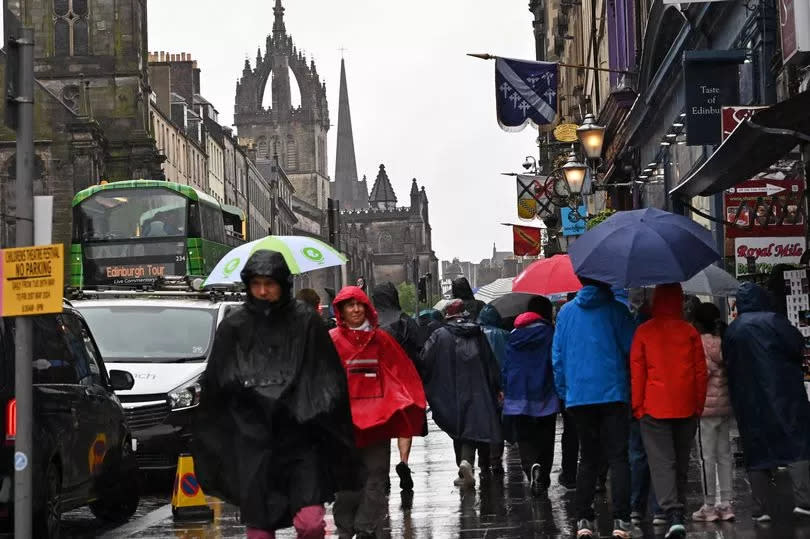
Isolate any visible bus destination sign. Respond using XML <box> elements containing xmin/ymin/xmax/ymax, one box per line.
<box><xmin>1</xmin><ymin>244</ymin><xmax>64</xmax><ymax>316</ymax></box>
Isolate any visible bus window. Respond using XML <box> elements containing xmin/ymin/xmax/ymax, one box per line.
<box><xmin>75</xmin><ymin>188</ymin><xmax>188</xmax><ymax>242</ymax></box>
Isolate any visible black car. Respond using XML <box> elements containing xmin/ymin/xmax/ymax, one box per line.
<box><xmin>0</xmin><ymin>303</ymin><xmax>139</xmax><ymax>537</ymax></box>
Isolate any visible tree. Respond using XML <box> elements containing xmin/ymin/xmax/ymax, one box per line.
<box><xmin>397</xmin><ymin>282</ymin><xmax>418</xmax><ymax>315</ymax></box>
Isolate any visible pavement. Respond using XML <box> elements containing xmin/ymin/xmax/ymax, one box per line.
<box><xmin>54</xmin><ymin>417</ymin><xmax>810</xmax><ymax>538</ymax></box>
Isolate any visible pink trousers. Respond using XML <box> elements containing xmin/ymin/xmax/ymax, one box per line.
<box><xmin>245</xmin><ymin>505</ymin><xmax>326</xmax><ymax>539</ymax></box>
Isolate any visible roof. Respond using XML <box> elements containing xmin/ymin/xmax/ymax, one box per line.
<box><xmin>72</xmin><ymin>179</ymin><xmax>221</xmax><ymax>208</ymax></box>
<box><xmin>369</xmin><ymin>164</ymin><xmax>397</xmax><ymax>204</ymax></box>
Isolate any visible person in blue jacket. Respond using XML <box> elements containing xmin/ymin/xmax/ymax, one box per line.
<box><xmin>551</xmin><ymin>277</ymin><xmax>637</xmax><ymax>539</ymax></box>
<box><xmin>478</xmin><ymin>304</ymin><xmax>510</xmax><ymax>475</ymax></box>
<box><xmin>723</xmin><ymin>282</ymin><xmax>810</xmax><ymax>522</ymax></box>
<box><xmin>503</xmin><ymin>311</ymin><xmax>561</xmax><ymax>497</ymax></box>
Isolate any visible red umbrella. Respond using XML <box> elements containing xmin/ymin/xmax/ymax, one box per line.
<box><xmin>513</xmin><ymin>255</ymin><xmax>583</xmax><ymax>296</ymax></box>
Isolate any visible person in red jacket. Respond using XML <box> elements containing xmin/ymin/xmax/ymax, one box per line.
<box><xmin>329</xmin><ymin>286</ymin><xmax>426</xmax><ymax>539</ymax></box>
<box><xmin>631</xmin><ymin>283</ymin><xmax>708</xmax><ymax>539</ymax></box>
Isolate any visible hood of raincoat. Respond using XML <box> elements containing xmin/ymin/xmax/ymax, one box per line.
<box><xmin>574</xmin><ymin>285</ymin><xmax>615</xmax><ymax>309</ymax></box>
<box><xmin>371</xmin><ymin>282</ymin><xmax>402</xmax><ymax>327</ymax></box>
<box><xmin>652</xmin><ymin>283</ymin><xmax>684</xmax><ymax>319</ymax></box>
<box><xmin>419</xmin><ymin>309</ymin><xmax>443</xmax><ymax>323</ymax></box>
<box><xmin>478</xmin><ymin>304</ymin><xmax>504</xmax><ymax>328</ymax></box>
<box><xmin>445</xmin><ymin>319</ymin><xmax>483</xmax><ymax>338</ymax></box>
<box><xmin>239</xmin><ymin>250</ymin><xmax>294</xmax><ymax>315</ymax></box>
<box><xmin>451</xmin><ymin>277</ymin><xmax>475</xmax><ymax>301</ymax></box>
<box><xmin>736</xmin><ymin>282</ymin><xmax>773</xmax><ymax>314</ymax></box>
<box><xmin>333</xmin><ymin>286</ymin><xmax>379</xmax><ymax>328</ymax></box>
<box><xmin>510</xmin><ymin>318</ymin><xmax>553</xmax><ymax>348</ymax></box>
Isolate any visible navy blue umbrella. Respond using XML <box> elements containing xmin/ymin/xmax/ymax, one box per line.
<box><xmin>569</xmin><ymin>208</ymin><xmax>720</xmax><ymax>288</ymax></box>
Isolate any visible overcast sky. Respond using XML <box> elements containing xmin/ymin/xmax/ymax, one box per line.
<box><xmin>147</xmin><ymin>0</ymin><xmax>539</xmax><ymax>264</ymax></box>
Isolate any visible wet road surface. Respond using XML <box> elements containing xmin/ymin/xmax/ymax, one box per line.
<box><xmin>54</xmin><ymin>417</ymin><xmax>810</xmax><ymax>538</ymax></box>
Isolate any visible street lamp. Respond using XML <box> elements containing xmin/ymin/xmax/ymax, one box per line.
<box><xmin>576</xmin><ymin>113</ymin><xmax>606</xmax><ymax>160</ymax></box>
<box><xmin>561</xmin><ymin>151</ymin><xmax>588</xmax><ymax>195</ymax></box>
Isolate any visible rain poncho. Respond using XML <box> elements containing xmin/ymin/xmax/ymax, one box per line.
<box><xmin>420</xmin><ymin>319</ymin><xmax>503</xmax><ymax>444</ymax></box>
<box><xmin>451</xmin><ymin>277</ymin><xmax>486</xmax><ymax>321</ymax></box>
<box><xmin>192</xmin><ymin>251</ymin><xmax>359</xmax><ymax>531</ymax></box>
<box><xmin>416</xmin><ymin>309</ymin><xmax>444</xmax><ymax>349</ymax></box>
<box><xmin>371</xmin><ymin>282</ymin><xmax>422</xmax><ymax>363</ymax></box>
<box><xmin>478</xmin><ymin>304</ymin><xmax>509</xmax><ymax>367</ymax></box>
<box><xmin>723</xmin><ymin>282</ymin><xmax>810</xmax><ymax>470</ymax></box>
<box><xmin>330</xmin><ymin>286</ymin><xmax>426</xmax><ymax>448</ymax></box>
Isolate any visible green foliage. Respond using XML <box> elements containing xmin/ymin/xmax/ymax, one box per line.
<box><xmin>586</xmin><ymin>209</ymin><xmax>617</xmax><ymax>230</ymax></box>
<box><xmin>397</xmin><ymin>282</ymin><xmax>418</xmax><ymax>315</ymax></box>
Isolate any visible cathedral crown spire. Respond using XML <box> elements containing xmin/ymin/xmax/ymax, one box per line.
<box><xmin>273</xmin><ymin>0</ymin><xmax>286</xmax><ymax>37</ymax></box>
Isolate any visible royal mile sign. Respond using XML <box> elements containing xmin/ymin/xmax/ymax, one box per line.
<box><xmin>683</xmin><ymin>50</ymin><xmax>745</xmax><ymax>146</ymax></box>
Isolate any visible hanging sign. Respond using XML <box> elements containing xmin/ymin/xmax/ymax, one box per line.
<box><xmin>2</xmin><ymin>244</ymin><xmax>64</xmax><ymax>316</ymax></box>
<box><xmin>683</xmin><ymin>50</ymin><xmax>744</xmax><ymax>146</ymax></box>
<box><xmin>560</xmin><ymin>205</ymin><xmax>588</xmax><ymax>236</ymax></box>
<box><xmin>779</xmin><ymin>0</ymin><xmax>810</xmax><ymax>64</ymax></box>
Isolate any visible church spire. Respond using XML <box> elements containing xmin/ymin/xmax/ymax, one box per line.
<box><xmin>334</xmin><ymin>58</ymin><xmax>366</xmax><ymax>209</ymax></box>
<box><xmin>273</xmin><ymin>0</ymin><xmax>286</xmax><ymax>37</ymax></box>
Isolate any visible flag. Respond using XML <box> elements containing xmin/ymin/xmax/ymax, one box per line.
<box><xmin>513</xmin><ymin>225</ymin><xmax>542</xmax><ymax>256</ymax></box>
<box><xmin>517</xmin><ymin>174</ymin><xmax>554</xmax><ymax>221</ymax></box>
<box><xmin>496</xmin><ymin>57</ymin><xmax>559</xmax><ymax>132</ymax></box>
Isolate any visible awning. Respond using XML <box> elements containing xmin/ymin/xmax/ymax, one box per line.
<box><xmin>670</xmin><ymin>90</ymin><xmax>810</xmax><ymax>199</ymax></box>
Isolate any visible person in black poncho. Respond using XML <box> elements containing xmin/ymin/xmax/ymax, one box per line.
<box><xmin>192</xmin><ymin>250</ymin><xmax>359</xmax><ymax>539</ymax></box>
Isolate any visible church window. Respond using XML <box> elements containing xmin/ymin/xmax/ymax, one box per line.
<box><xmin>272</xmin><ymin>138</ymin><xmax>279</xmax><ymax>159</ymax></box>
<box><xmin>257</xmin><ymin>137</ymin><xmax>268</xmax><ymax>158</ymax></box>
<box><xmin>53</xmin><ymin>0</ymin><xmax>90</xmax><ymax>57</ymax></box>
<box><xmin>286</xmin><ymin>136</ymin><xmax>298</xmax><ymax>170</ymax></box>
<box><xmin>378</xmin><ymin>232</ymin><xmax>393</xmax><ymax>253</ymax></box>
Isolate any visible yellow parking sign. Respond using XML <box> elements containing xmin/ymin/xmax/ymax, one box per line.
<box><xmin>2</xmin><ymin>244</ymin><xmax>64</xmax><ymax>316</ymax></box>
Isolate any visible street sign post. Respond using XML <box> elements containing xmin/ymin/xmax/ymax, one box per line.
<box><xmin>4</xmin><ymin>4</ymin><xmax>35</xmax><ymax>533</ymax></box>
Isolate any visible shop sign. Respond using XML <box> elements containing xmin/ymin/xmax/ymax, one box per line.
<box><xmin>720</xmin><ymin>106</ymin><xmax>766</xmax><ymax>141</ymax></box>
<box><xmin>779</xmin><ymin>0</ymin><xmax>810</xmax><ymax>64</ymax></box>
<box><xmin>683</xmin><ymin>51</ymin><xmax>744</xmax><ymax>146</ymax></box>
<box><xmin>734</xmin><ymin>236</ymin><xmax>805</xmax><ymax>276</ymax></box>
<box><xmin>560</xmin><ymin>205</ymin><xmax>588</xmax><ymax>236</ymax></box>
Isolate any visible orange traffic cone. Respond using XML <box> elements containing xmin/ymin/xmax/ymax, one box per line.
<box><xmin>171</xmin><ymin>453</ymin><xmax>214</xmax><ymax>522</ymax></box>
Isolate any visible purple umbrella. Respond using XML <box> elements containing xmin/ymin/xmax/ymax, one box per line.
<box><xmin>569</xmin><ymin>208</ymin><xmax>720</xmax><ymax>288</ymax></box>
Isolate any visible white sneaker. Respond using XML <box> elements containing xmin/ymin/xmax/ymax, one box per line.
<box><xmin>753</xmin><ymin>513</ymin><xmax>772</xmax><ymax>523</ymax></box>
<box><xmin>692</xmin><ymin>504</ymin><xmax>719</xmax><ymax>522</ymax></box>
<box><xmin>456</xmin><ymin>459</ymin><xmax>475</xmax><ymax>488</ymax></box>
<box><xmin>794</xmin><ymin>506</ymin><xmax>810</xmax><ymax>517</ymax></box>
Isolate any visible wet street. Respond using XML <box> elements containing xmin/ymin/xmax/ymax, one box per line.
<box><xmin>52</xmin><ymin>417</ymin><xmax>810</xmax><ymax>538</ymax></box>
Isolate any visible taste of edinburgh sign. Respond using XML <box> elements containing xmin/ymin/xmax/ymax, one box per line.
<box><xmin>683</xmin><ymin>50</ymin><xmax>745</xmax><ymax>146</ymax></box>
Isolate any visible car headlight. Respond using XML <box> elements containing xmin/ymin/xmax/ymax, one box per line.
<box><xmin>168</xmin><ymin>378</ymin><xmax>202</xmax><ymax>410</ymax></box>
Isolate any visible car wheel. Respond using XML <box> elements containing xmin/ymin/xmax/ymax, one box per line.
<box><xmin>33</xmin><ymin>459</ymin><xmax>61</xmax><ymax>538</ymax></box>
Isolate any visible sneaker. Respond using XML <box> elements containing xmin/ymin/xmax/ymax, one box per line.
<box><xmin>652</xmin><ymin>513</ymin><xmax>668</xmax><ymax>525</ymax></box>
<box><xmin>665</xmin><ymin>511</ymin><xmax>686</xmax><ymax>539</ymax></box>
<box><xmin>753</xmin><ymin>513</ymin><xmax>772</xmax><ymax>523</ymax></box>
<box><xmin>717</xmin><ymin>504</ymin><xmax>735</xmax><ymax>521</ymax></box>
<box><xmin>456</xmin><ymin>459</ymin><xmax>475</xmax><ymax>488</ymax></box>
<box><xmin>396</xmin><ymin>461</ymin><xmax>414</xmax><ymax>491</ymax></box>
<box><xmin>630</xmin><ymin>511</ymin><xmax>642</xmax><ymax>525</ymax></box>
<box><xmin>530</xmin><ymin>464</ymin><xmax>543</xmax><ymax>496</ymax></box>
<box><xmin>795</xmin><ymin>506</ymin><xmax>810</xmax><ymax>517</ymax></box>
<box><xmin>692</xmin><ymin>504</ymin><xmax>719</xmax><ymax>522</ymax></box>
<box><xmin>576</xmin><ymin>519</ymin><xmax>595</xmax><ymax>537</ymax></box>
<box><xmin>612</xmin><ymin>518</ymin><xmax>638</xmax><ymax>538</ymax></box>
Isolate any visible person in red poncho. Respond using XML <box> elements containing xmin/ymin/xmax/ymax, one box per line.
<box><xmin>329</xmin><ymin>286</ymin><xmax>426</xmax><ymax>539</ymax></box>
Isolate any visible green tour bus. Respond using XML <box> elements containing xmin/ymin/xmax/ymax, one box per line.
<box><xmin>71</xmin><ymin>180</ymin><xmax>245</xmax><ymax>288</ymax></box>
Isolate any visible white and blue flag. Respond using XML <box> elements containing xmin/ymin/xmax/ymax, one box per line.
<box><xmin>495</xmin><ymin>57</ymin><xmax>559</xmax><ymax>132</ymax></box>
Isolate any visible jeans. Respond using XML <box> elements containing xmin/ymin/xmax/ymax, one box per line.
<box><xmin>561</xmin><ymin>409</ymin><xmax>579</xmax><ymax>482</ymax></box>
<box><xmin>749</xmin><ymin>460</ymin><xmax>810</xmax><ymax>516</ymax></box>
<box><xmin>640</xmin><ymin>415</ymin><xmax>697</xmax><ymax>513</ymax></box>
<box><xmin>696</xmin><ymin>416</ymin><xmax>734</xmax><ymax>505</ymax></box>
<box><xmin>569</xmin><ymin>402</ymin><xmax>631</xmax><ymax>521</ymax></box>
<box><xmin>246</xmin><ymin>505</ymin><xmax>326</xmax><ymax>539</ymax></box>
<box><xmin>334</xmin><ymin>440</ymin><xmax>391</xmax><ymax>536</ymax></box>
<box><xmin>629</xmin><ymin>418</ymin><xmax>661</xmax><ymax>515</ymax></box>
<box><xmin>511</xmin><ymin>413</ymin><xmax>557</xmax><ymax>487</ymax></box>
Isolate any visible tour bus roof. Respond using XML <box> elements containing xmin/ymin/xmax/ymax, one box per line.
<box><xmin>221</xmin><ymin>204</ymin><xmax>245</xmax><ymax>219</ymax></box>
<box><xmin>72</xmin><ymin>179</ymin><xmax>221</xmax><ymax>208</ymax></box>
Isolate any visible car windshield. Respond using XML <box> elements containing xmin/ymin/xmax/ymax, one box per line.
<box><xmin>76</xmin><ymin>306</ymin><xmax>216</xmax><ymax>362</ymax></box>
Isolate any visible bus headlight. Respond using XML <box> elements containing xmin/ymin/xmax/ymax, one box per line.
<box><xmin>168</xmin><ymin>378</ymin><xmax>202</xmax><ymax>410</ymax></box>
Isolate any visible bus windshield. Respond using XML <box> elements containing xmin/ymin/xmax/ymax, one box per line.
<box><xmin>75</xmin><ymin>188</ymin><xmax>188</xmax><ymax>242</ymax></box>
